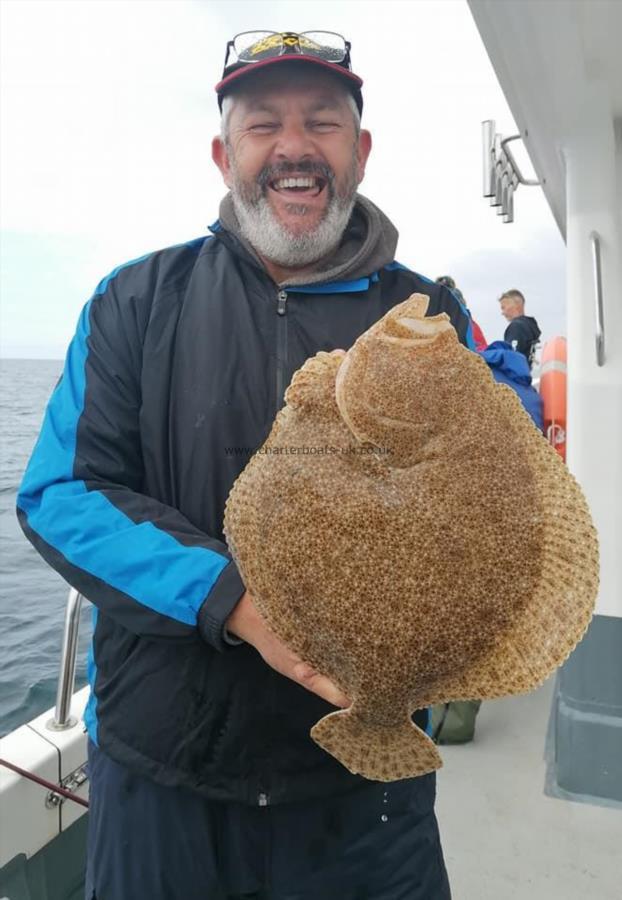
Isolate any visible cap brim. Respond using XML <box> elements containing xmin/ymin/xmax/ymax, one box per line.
<box><xmin>215</xmin><ymin>54</ymin><xmax>363</xmax><ymax>96</ymax></box>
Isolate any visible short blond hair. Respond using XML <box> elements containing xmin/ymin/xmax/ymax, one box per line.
<box><xmin>499</xmin><ymin>289</ymin><xmax>525</xmax><ymax>306</ymax></box>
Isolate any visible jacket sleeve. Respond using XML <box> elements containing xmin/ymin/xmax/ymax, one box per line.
<box><xmin>16</xmin><ymin>270</ymin><xmax>245</xmax><ymax>649</ymax></box>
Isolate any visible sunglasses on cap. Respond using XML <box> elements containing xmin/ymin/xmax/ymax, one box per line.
<box><xmin>223</xmin><ymin>31</ymin><xmax>353</xmax><ymax>70</ymax></box>
<box><xmin>216</xmin><ymin>30</ymin><xmax>364</xmax><ymax>114</ymax></box>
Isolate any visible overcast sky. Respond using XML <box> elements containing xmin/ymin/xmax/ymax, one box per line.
<box><xmin>0</xmin><ymin>0</ymin><xmax>566</xmax><ymax>359</ymax></box>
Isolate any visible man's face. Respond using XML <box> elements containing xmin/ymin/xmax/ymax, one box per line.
<box><xmin>499</xmin><ymin>297</ymin><xmax>521</xmax><ymax>321</ymax></box>
<box><xmin>212</xmin><ymin>68</ymin><xmax>371</xmax><ymax>266</ymax></box>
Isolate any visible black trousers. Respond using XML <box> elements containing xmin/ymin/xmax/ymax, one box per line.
<box><xmin>85</xmin><ymin>742</ymin><xmax>451</xmax><ymax>900</ymax></box>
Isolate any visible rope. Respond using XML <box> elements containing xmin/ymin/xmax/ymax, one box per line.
<box><xmin>0</xmin><ymin>756</ymin><xmax>89</xmax><ymax>809</ymax></box>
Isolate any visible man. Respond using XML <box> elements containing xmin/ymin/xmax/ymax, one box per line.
<box><xmin>498</xmin><ymin>288</ymin><xmax>541</xmax><ymax>367</ymax></box>
<box><xmin>435</xmin><ymin>275</ymin><xmax>487</xmax><ymax>350</ymax></box>
<box><xmin>17</xmin><ymin>30</ymin><xmax>472</xmax><ymax>900</ymax></box>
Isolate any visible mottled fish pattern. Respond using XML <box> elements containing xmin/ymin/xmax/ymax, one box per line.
<box><xmin>224</xmin><ymin>294</ymin><xmax>598</xmax><ymax>781</ymax></box>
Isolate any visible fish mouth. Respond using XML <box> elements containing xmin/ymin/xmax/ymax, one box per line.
<box><xmin>334</xmin><ymin>297</ymin><xmax>456</xmax><ymax>453</ymax></box>
<box><xmin>334</xmin><ymin>352</ymin><xmax>381</xmax><ymax>446</ymax></box>
<box><xmin>394</xmin><ymin>316</ymin><xmax>455</xmax><ymax>339</ymax></box>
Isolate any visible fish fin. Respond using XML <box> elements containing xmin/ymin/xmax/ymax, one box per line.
<box><xmin>311</xmin><ymin>709</ymin><xmax>442</xmax><ymax>782</ymax></box>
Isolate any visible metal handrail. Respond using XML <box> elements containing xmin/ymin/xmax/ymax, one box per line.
<box><xmin>482</xmin><ymin>120</ymin><xmax>495</xmax><ymax>197</ymax></box>
<box><xmin>590</xmin><ymin>231</ymin><xmax>605</xmax><ymax>367</ymax></box>
<box><xmin>500</xmin><ymin>135</ymin><xmax>541</xmax><ymax>186</ymax></box>
<box><xmin>46</xmin><ymin>588</ymin><xmax>85</xmax><ymax>731</ymax></box>
<box><xmin>482</xmin><ymin>120</ymin><xmax>540</xmax><ymax>224</ymax></box>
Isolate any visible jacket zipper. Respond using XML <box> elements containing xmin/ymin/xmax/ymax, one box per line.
<box><xmin>257</xmin><ymin>289</ymin><xmax>289</xmax><ymax>807</ymax></box>
<box><xmin>275</xmin><ymin>290</ymin><xmax>288</xmax><ymax>411</ymax></box>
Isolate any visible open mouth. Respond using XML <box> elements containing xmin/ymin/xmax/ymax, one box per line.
<box><xmin>269</xmin><ymin>175</ymin><xmax>326</xmax><ymax>199</ymax></box>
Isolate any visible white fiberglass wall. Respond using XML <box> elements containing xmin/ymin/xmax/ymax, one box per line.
<box><xmin>565</xmin><ymin>104</ymin><xmax>622</xmax><ymax>618</ymax></box>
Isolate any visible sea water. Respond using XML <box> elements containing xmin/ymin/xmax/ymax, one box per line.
<box><xmin>0</xmin><ymin>358</ymin><xmax>91</xmax><ymax>737</ymax></box>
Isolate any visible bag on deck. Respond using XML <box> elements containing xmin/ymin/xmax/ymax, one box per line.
<box><xmin>431</xmin><ymin>700</ymin><xmax>482</xmax><ymax>744</ymax></box>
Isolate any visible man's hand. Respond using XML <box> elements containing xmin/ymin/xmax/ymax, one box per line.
<box><xmin>226</xmin><ymin>591</ymin><xmax>350</xmax><ymax>709</ymax></box>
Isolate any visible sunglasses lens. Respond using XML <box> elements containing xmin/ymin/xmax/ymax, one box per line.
<box><xmin>299</xmin><ymin>32</ymin><xmax>347</xmax><ymax>63</ymax></box>
<box><xmin>231</xmin><ymin>31</ymin><xmax>348</xmax><ymax>66</ymax></box>
<box><xmin>233</xmin><ymin>31</ymin><xmax>283</xmax><ymax>62</ymax></box>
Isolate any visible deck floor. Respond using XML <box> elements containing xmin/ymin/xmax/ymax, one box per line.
<box><xmin>435</xmin><ymin>679</ymin><xmax>621</xmax><ymax>899</ymax></box>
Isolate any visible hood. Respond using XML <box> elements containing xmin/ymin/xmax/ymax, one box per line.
<box><xmin>480</xmin><ymin>340</ymin><xmax>533</xmax><ymax>386</ymax></box>
<box><xmin>217</xmin><ymin>192</ymin><xmax>399</xmax><ymax>287</ymax></box>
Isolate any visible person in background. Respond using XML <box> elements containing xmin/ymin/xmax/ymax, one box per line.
<box><xmin>17</xmin><ymin>29</ymin><xmax>472</xmax><ymax>900</ymax></box>
<box><xmin>431</xmin><ymin>338</ymin><xmax>544</xmax><ymax>745</ymax></box>
<box><xmin>498</xmin><ymin>289</ymin><xmax>541</xmax><ymax>368</ymax></box>
<box><xmin>435</xmin><ymin>275</ymin><xmax>487</xmax><ymax>351</ymax></box>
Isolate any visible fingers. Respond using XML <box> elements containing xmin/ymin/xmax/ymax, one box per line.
<box><xmin>254</xmin><ymin>625</ymin><xmax>351</xmax><ymax>709</ymax></box>
<box><xmin>292</xmin><ymin>662</ymin><xmax>350</xmax><ymax>709</ymax></box>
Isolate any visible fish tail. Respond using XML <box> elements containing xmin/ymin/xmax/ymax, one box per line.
<box><xmin>311</xmin><ymin>709</ymin><xmax>442</xmax><ymax>782</ymax></box>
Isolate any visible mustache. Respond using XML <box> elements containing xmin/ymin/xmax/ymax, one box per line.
<box><xmin>256</xmin><ymin>160</ymin><xmax>335</xmax><ymax>193</ymax></box>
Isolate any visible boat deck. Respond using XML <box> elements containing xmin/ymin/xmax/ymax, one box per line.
<box><xmin>436</xmin><ymin>678</ymin><xmax>620</xmax><ymax>899</ymax></box>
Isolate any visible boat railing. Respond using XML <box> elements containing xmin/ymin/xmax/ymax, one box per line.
<box><xmin>590</xmin><ymin>231</ymin><xmax>605</xmax><ymax>367</ymax></box>
<box><xmin>46</xmin><ymin>587</ymin><xmax>85</xmax><ymax>731</ymax></box>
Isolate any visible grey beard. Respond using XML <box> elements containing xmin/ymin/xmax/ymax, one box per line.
<box><xmin>232</xmin><ymin>192</ymin><xmax>356</xmax><ymax>267</ymax></box>
<box><xmin>228</xmin><ymin>156</ymin><xmax>358</xmax><ymax>268</ymax></box>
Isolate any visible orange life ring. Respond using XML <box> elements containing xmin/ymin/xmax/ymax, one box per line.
<box><xmin>539</xmin><ymin>336</ymin><xmax>567</xmax><ymax>461</ymax></box>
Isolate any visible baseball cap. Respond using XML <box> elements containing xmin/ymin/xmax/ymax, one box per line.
<box><xmin>215</xmin><ymin>31</ymin><xmax>364</xmax><ymax>114</ymax></box>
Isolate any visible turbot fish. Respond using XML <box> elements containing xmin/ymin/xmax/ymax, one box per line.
<box><xmin>223</xmin><ymin>294</ymin><xmax>598</xmax><ymax>782</ymax></box>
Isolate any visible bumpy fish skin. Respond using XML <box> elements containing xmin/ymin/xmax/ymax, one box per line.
<box><xmin>223</xmin><ymin>294</ymin><xmax>598</xmax><ymax>782</ymax></box>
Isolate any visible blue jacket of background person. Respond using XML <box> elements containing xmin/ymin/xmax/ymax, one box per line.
<box><xmin>480</xmin><ymin>340</ymin><xmax>544</xmax><ymax>432</ymax></box>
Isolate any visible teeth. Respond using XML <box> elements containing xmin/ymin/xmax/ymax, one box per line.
<box><xmin>274</xmin><ymin>176</ymin><xmax>318</xmax><ymax>190</ymax></box>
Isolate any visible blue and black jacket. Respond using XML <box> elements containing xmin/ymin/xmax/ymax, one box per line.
<box><xmin>17</xmin><ymin>222</ymin><xmax>472</xmax><ymax>806</ymax></box>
